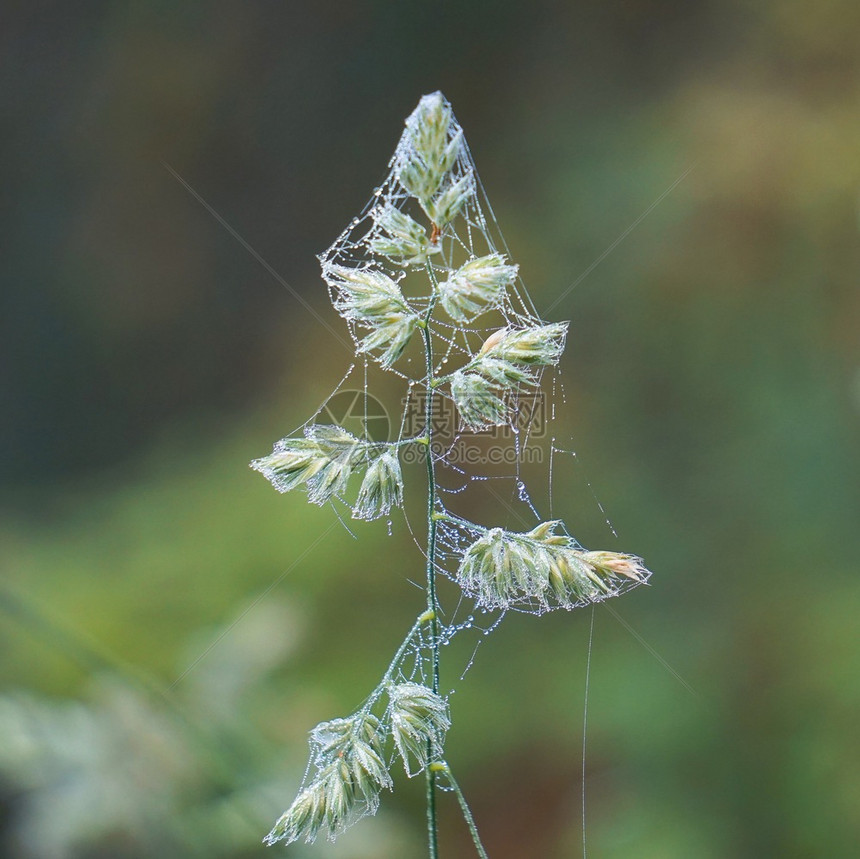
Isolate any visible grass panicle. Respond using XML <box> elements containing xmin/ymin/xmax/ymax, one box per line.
<box><xmin>254</xmin><ymin>91</ymin><xmax>651</xmax><ymax>856</ymax></box>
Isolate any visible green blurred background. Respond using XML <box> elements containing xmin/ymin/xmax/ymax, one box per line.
<box><xmin>2</xmin><ymin>2</ymin><xmax>859</xmax><ymax>857</ymax></box>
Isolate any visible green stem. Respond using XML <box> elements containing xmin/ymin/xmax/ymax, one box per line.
<box><xmin>432</xmin><ymin>762</ymin><xmax>489</xmax><ymax>859</ymax></box>
<box><xmin>421</xmin><ymin>292</ymin><xmax>441</xmax><ymax>859</ymax></box>
<box><xmin>421</xmin><ymin>259</ymin><xmax>489</xmax><ymax>857</ymax></box>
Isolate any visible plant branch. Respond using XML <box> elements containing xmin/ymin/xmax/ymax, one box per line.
<box><xmin>432</xmin><ymin>762</ymin><xmax>489</xmax><ymax>859</ymax></box>
<box><xmin>358</xmin><ymin>611</ymin><xmax>432</xmax><ymax>714</ymax></box>
<box><xmin>421</xmin><ymin>277</ymin><xmax>441</xmax><ymax>859</ymax></box>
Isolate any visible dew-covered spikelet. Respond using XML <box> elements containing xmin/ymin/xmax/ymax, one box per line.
<box><xmin>449</xmin><ymin>371</ymin><xmax>509</xmax><ymax>431</ymax></box>
<box><xmin>250</xmin><ymin>425</ymin><xmax>362</xmax><ymax>505</ymax></box>
<box><xmin>264</xmin><ymin>715</ymin><xmax>391</xmax><ymax>846</ymax></box>
<box><xmin>251</xmin><ymin>426</ymin><xmax>404</xmax><ymax>519</ymax></box>
<box><xmin>353</xmin><ymin>448</ymin><xmax>404</xmax><ymax>521</ymax></box>
<box><xmin>386</xmin><ymin>682</ymin><xmax>450</xmax><ymax>776</ymax></box>
<box><xmin>438</xmin><ymin>253</ymin><xmax>518</xmax><ymax>322</ymax></box>
<box><xmin>322</xmin><ymin>264</ymin><xmax>419</xmax><ymax>368</ymax></box>
<box><xmin>264</xmin><ymin>689</ymin><xmax>452</xmax><ymax>846</ymax></box>
<box><xmin>423</xmin><ymin>171</ymin><xmax>474</xmax><ymax>228</ymax></box>
<box><xmin>456</xmin><ymin>520</ymin><xmax>650</xmax><ymax>611</ymax></box>
<box><xmin>476</xmin><ymin>322</ymin><xmax>568</xmax><ymax>372</ymax></box>
<box><xmin>369</xmin><ymin>205</ymin><xmax>440</xmax><ymax>266</ymax></box>
<box><xmin>394</xmin><ymin>92</ymin><xmax>463</xmax><ymax>214</ymax></box>
<box><xmin>448</xmin><ymin>322</ymin><xmax>568</xmax><ymax>429</ymax></box>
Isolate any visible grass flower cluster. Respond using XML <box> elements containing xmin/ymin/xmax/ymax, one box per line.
<box><xmin>322</xmin><ymin>264</ymin><xmax>420</xmax><ymax>367</ymax></box>
<box><xmin>450</xmin><ymin>516</ymin><xmax>647</xmax><ymax>611</ymax></box>
<box><xmin>252</xmin><ymin>92</ymin><xmax>652</xmax><ymax>855</ymax></box>
<box><xmin>251</xmin><ymin>427</ymin><xmax>405</xmax><ymax>520</ymax></box>
<box><xmin>438</xmin><ymin>253</ymin><xmax>518</xmax><ymax>322</ymax></box>
<box><xmin>264</xmin><ymin>682</ymin><xmax>449</xmax><ymax>846</ymax></box>
<box><xmin>445</xmin><ymin>322</ymin><xmax>568</xmax><ymax>430</ymax></box>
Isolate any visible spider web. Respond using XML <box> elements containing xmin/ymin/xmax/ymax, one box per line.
<box><xmin>317</xmin><ymin>96</ymin><xmax>551</xmax><ymax>508</ymax></box>
<box><xmin>306</xmin><ymin>94</ymin><xmax>646</xmax><ymax>626</ymax></box>
<box><xmin>249</xmin><ymin>93</ymin><xmax>653</xmax><ymax>719</ymax></box>
<box><xmin>262</xmin><ymin>94</ymin><xmax>655</xmax><ymax>848</ymax></box>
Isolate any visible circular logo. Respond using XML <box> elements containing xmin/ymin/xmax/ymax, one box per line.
<box><xmin>319</xmin><ymin>389</ymin><xmax>391</xmax><ymax>442</ymax></box>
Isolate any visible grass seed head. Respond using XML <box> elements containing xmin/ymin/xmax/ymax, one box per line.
<box><xmin>450</xmin><ymin>371</ymin><xmax>509</xmax><ymax>430</ymax></box>
<box><xmin>353</xmin><ymin>448</ymin><xmax>404</xmax><ymax>521</ymax></box>
<box><xmin>395</xmin><ymin>92</ymin><xmax>459</xmax><ymax>206</ymax></box>
<box><xmin>387</xmin><ymin>682</ymin><xmax>450</xmax><ymax>775</ymax></box>
<box><xmin>369</xmin><ymin>205</ymin><xmax>440</xmax><ymax>266</ymax></box>
<box><xmin>322</xmin><ymin>264</ymin><xmax>419</xmax><ymax>368</ymax></box>
<box><xmin>438</xmin><ymin>253</ymin><xmax>518</xmax><ymax>322</ymax></box>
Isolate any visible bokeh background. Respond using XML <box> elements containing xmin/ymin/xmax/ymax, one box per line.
<box><xmin>2</xmin><ymin>2</ymin><xmax>859</xmax><ymax>857</ymax></box>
